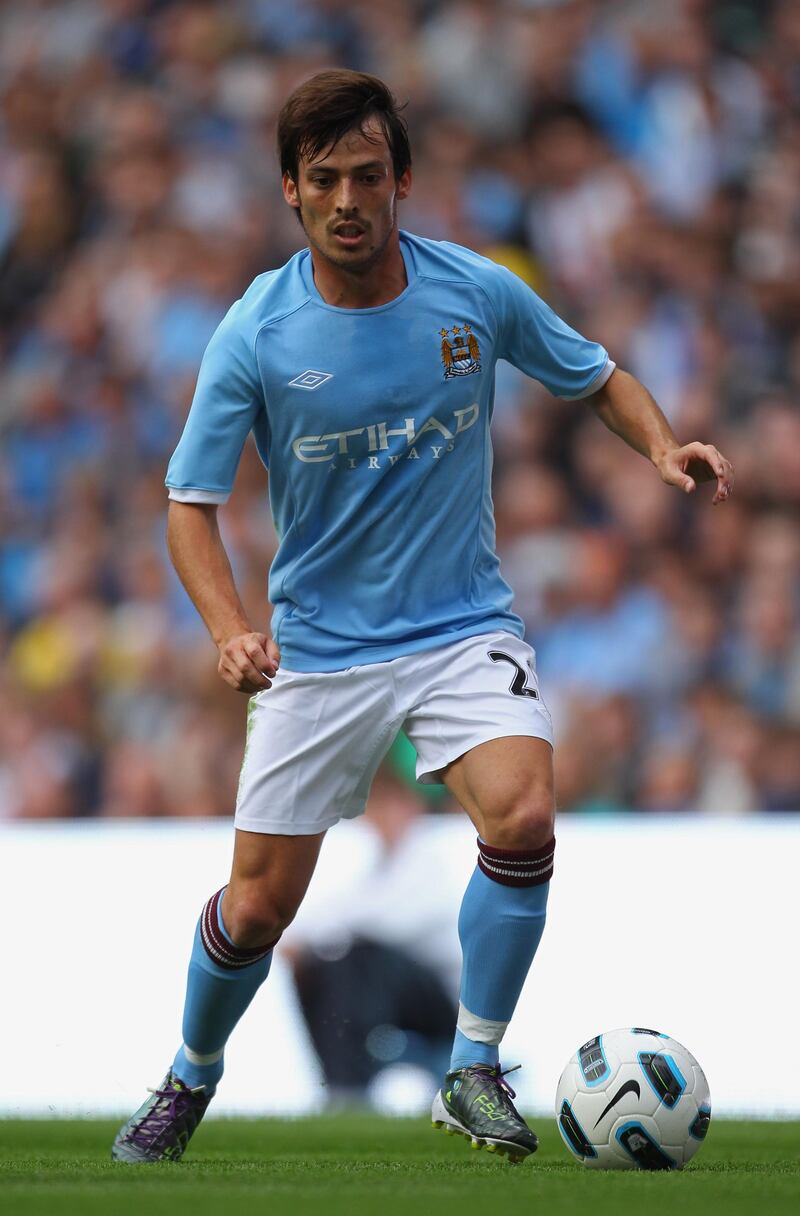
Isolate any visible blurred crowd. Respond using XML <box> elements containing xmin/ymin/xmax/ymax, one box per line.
<box><xmin>1</xmin><ymin>0</ymin><xmax>800</xmax><ymax>820</ymax></box>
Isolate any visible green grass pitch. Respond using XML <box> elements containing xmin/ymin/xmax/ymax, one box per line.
<box><xmin>1</xmin><ymin>1116</ymin><xmax>798</xmax><ymax>1216</ymax></box>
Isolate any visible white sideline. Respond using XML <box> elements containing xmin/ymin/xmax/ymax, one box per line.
<box><xmin>0</xmin><ymin>815</ymin><xmax>797</xmax><ymax>1117</ymax></box>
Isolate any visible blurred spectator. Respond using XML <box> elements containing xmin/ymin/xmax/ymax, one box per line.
<box><xmin>286</xmin><ymin>769</ymin><xmax>457</xmax><ymax>1104</ymax></box>
<box><xmin>1</xmin><ymin>0</ymin><xmax>799</xmax><ymax>819</ymax></box>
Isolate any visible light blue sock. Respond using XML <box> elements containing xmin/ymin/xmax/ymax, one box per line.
<box><xmin>172</xmin><ymin>889</ymin><xmax>274</xmax><ymax>1095</ymax></box>
<box><xmin>449</xmin><ymin>836</ymin><xmax>554</xmax><ymax>1073</ymax></box>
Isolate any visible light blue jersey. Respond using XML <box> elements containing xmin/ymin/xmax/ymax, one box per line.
<box><xmin>166</xmin><ymin>233</ymin><xmax>613</xmax><ymax>671</ymax></box>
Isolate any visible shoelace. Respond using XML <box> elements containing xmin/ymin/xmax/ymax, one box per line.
<box><xmin>495</xmin><ymin>1063</ymin><xmax>522</xmax><ymax>1102</ymax></box>
<box><xmin>464</xmin><ymin>1063</ymin><xmax>522</xmax><ymax>1105</ymax></box>
<box><xmin>126</xmin><ymin>1081</ymin><xmax>204</xmax><ymax>1147</ymax></box>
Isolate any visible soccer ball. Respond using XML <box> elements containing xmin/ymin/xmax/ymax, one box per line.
<box><xmin>555</xmin><ymin>1027</ymin><xmax>711</xmax><ymax>1170</ymax></box>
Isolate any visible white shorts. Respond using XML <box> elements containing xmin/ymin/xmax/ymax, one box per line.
<box><xmin>234</xmin><ymin>630</ymin><xmax>554</xmax><ymax>836</ymax></box>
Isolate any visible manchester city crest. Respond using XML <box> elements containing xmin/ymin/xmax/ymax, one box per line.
<box><xmin>440</xmin><ymin>323</ymin><xmax>481</xmax><ymax>379</ymax></box>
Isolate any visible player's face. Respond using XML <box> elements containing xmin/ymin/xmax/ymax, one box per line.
<box><xmin>282</xmin><ymin>118</ymin><xmax>411</xmax><ymax>273</ymax></box>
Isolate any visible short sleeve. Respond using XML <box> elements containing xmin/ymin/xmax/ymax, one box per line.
<box><xmin>165</xmin><ymin>303</ymin><xmax>265</xmax><ymax>503</ymax></box>
<box><xmin>491</xmin><ymin>266</ymin><xmax>614</xmax><ymax>399</ymax></box>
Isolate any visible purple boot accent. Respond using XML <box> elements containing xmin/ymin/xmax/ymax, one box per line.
<box><xmin>111</xmin><ymin>1071</ymin><xmax>211</xmax><ymax>1163</ymax></box>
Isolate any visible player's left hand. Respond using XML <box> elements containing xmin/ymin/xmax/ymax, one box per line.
<box><xmin>656</xmin><ymin>442</ymin><xmax>734</xmax><ymax>505</ymax></box>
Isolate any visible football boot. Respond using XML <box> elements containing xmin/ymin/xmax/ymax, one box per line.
<box><xmin>111</xmin><ymin>1071</ymin><xmax>210</xmax><ymax>1163</ymax></box>
<box><xmin>431</xmin><ymin>1063</ymin><xmax>537</xmax><ymax>1163</ymax></box>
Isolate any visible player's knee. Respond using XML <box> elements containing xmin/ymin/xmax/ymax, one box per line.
<box><xmin>484</xmin><ymin>796</ymin><xmax>554</xmax><ymax>850</ymax></box>
<box><xmin>223</xmin><ymin>888</ymin><xmax>299</xmax><ymax>948</ymax></box>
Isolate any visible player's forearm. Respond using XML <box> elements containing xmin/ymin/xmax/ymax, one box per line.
<box><xmin>166</xmin><ymin>501</ymin><xmax>253</xmax><ymax>647</ymax></box>
<box><xmin>587</xmin><ymin>368</ymin><xmax>680</xmax><ymax>466</ymax></box>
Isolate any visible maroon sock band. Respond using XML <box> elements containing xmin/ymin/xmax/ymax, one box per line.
<box><xmin>476</xmin><ymin>836</ymin><xmax>555</xmax><ymax>887</ymax></box>
<box><xmin>200</xmin><ymin>889</ymin><xmax>278</xmax><ymax>970</ymax></box>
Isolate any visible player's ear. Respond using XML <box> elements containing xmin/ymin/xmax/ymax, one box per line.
<box><xmin>395</xmin><ymin>168</ymin><xmax>412</xmax><ymax>202</ymax></box>
<box><xmin>282</xmin><ymin>172</ymin><xmax>301</xmax><ymax>210</ymax></box>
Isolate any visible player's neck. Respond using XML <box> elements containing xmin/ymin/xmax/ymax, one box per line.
<box><xmin>308</xmin><ymin>234</ymin><xmax>408</xmax><ymax>309</ymax></box>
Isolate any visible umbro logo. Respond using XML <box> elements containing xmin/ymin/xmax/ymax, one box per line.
<box><xmin>289</xmin><ymin>370</ymin><xmax>333</xmax><ymax>391</ymax></box>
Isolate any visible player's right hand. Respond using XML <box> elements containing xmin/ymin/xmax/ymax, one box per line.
<box><xmin>217</xmin><ymin>632</ymin><xmax>281</xmax><ymax>693</ymax></box>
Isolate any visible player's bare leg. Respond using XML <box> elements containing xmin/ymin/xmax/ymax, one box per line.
<box><xmin>442</xmin><ymin>735</ymin><xmax>555</xmax><ymax>849</ymax></box>
<box><xmin>224</xmin><ymin>829</ymin><xmax>326</xmax><ymax>946</ymax></box>
<box><xmin>432</xmin><ymin>736</ymin><xmax>555</xmax><ymax>1163</ymax></box>
<box><xmin>112</xmin><ymin>832</ymin><xmax>324</xmax><ymax>1162</ymax></box>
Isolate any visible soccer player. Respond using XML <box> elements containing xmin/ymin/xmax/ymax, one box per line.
<box><xmin>112</xmin><ymin>70</ymin><xmax>733</xmax><ymax>1163</ymax></box>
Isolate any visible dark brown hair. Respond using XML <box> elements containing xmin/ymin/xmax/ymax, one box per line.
<box><xmin>277</xmin><ymin>70</ymin><xmax>411</xmax><ymax>182</ymax></box>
